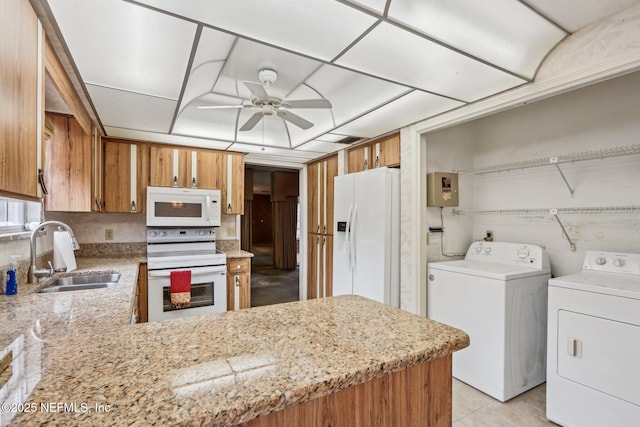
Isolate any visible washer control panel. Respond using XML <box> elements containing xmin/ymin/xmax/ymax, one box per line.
<box><xmin>583</xmin><ymin>251</ymin><xmax>640</xmax><ymax>275</ymax></box>
<box><xmin>465</xmin><ymin>241</ymin><xmax>549</xmax><ymax>269</ymax></box>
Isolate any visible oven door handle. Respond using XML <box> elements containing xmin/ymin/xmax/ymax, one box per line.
<box><xmin>148</xmin><ymin>266</ymin><xmax>227</xmax><ymax>278</ymax></box>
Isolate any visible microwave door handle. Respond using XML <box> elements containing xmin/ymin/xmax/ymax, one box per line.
<box><xmin>205</xmin><ymin>195</ymin><xmax>211</xmax><ymax>220</ymax></box>
<box><xmin>148</xmin><ymin>267</ymin><xmax>226</xmax><ymax>278</ymax></box>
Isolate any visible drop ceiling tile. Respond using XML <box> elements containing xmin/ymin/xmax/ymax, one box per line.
<box><xmin>232</xmin><ymin>144</ymin><xmax>321</xmax><ymax>159</ymax></box>
<box><xmin>49</xmin><ymin>0</ymin><xmax>196</xmax><ymax>99</ymax></box>
<box><xmin>235</xmin><ymin>112</ymin><xmax>292</xmax><ymax>148</ymax></box>
<box><xmin>294</xmin><ymin>140</ymin><xmax>348</xmax><ymax>153</ymax></box>
<box><xmin>335</xmin><ymin>22</ymin><xmax>526</xmax><ymax>102</ymax></box>
<box><xmin>334</xmin><ymin>90</ymin><xmax>464</xmax><ymax>138</ymax></box>
<box><xmin>134</xmin><ymin>0</ymin><xmax>378</xmax><ymax>61</ymax></box>
<box><xmin>180</xmin><ymin>61</ymin><xmax>226</xmax><ymax>111</ymax></box>
<box><xmin>524</xmin><ymin>0</ymin><xmax>640</xmax><ymax>32</ymax></box>
<box><xmin>315</xmin><ymin>133</ymin><xmax>354</xmax><ymax>143</ymax></box>
<box><xmin>302</xmin><ymin>64</ymin><xmax>410</xmax><ymax>126</ymax></box>
<box><xmin>87</xmin><ymin>85</ymin><xmax>176</xmax><ymax>133</ymax></box>
<box><xmin>342</xmin><ymin>0</ymin><xmax>387</xmax><ymax>15</ymax></box>
<box><xmin>388</xmin><ymin>0</ymin><xmax>566</xmax><ymax>79</ymax></box>
<box><xmin>104</xmin><ymin>126</ymin><xmax>231</xmax><ymax>151</ymax></box>
<box><xmin>174</xmin><ymin>93</ymin><xmax>240</xmax><ymax>140</ymax></box>
<box><xmin>192</xmin><ymin>27</ymin><xmax>236</xmax><ymax>69</ymax></box>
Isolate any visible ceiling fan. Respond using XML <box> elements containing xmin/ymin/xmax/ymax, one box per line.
<box><xmin>198</xmin><ymin>69</ymin><xmax>332</xmax><ymax>131</ymax></box>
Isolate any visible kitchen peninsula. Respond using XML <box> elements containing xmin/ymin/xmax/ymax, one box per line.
<box><xmin>3</xmin><ymin>259</ymin><xmax>468</xmax><ymax>426</ymax></box>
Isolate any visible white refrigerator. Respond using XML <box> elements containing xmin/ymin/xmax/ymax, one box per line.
<box><xmin>332</xmin><ymin>167</ymin><xmax>400</xmax><ymax>307</ymax></box>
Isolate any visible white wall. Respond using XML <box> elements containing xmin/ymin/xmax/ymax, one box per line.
<box><xmin>425</xmin><ymin>71</ymin><xmax>640</xmax><ymax>277</ymax></box>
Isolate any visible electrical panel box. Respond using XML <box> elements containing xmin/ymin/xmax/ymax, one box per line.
<box><xmin>427</xmin><ymin>172</ymin><xmax>459</xmax><ymax>207</ymax></box>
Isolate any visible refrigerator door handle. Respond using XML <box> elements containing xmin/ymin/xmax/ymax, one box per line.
<box><xmin>344</xmin><ymin>204</ymin><xmax>353</xmax><ymax>272</ymax></box>
<box><xmin>350</xmin><ymin>204</ymin><xmax>358</xmax><ymax>272</ymax></box>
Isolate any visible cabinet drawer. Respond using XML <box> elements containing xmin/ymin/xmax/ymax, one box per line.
<box><xmin>227</xmin><ymin>258</ymin><xmax>250</xmax><ymax>274</ymax></box>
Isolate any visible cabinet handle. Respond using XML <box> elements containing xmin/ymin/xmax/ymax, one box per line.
<box><xmin>227</xmin><ymin>203</ymin><xmax>232</xmax><ymax>213</ymax></box>
<box><xmin>191</xmin><ymin>177</ymin><xmax>197</xmax><ymax>188</ymax></box>
<box><xmin>38</xmin><ymin>168</ymin><xmax>48</xmax><ymax>194</ymax></box>
<box><xmin>323</xmin><ymin>225</ymin><xmax>326</xmax><ymax>233</ymax></box>
<box><xmin>316</xmin><ymin>224</ymin><xmax>320</xmax><ymax>233</ymax></box>
<box><xmin>323</xmin><ymin>236</ymin><xmax>326</xmax><ymax>245</ymax></box>
<box><xmin>172</xmin><ymin>176</ymin><xmax>178</xmax><ymax>187</ymax></box>
<box><xmin>130</xmin><ymin>201</ymin><xmax>137</xmax><ymax>212</ymax></box>
<box><xmin>235</xmin><ymin>275</ymin><xmax>240</xmax><ymax>286</ymax></box>
<box><xmin>95</xmin><ymin>197</ymin><xmax>101</xmax><ymax>212</ymax></box>
<box><xmin>375</xmin><ymin>156</ymin><xmax>380</xmax><ymax>167</ymax></box>
<box><xmin>364</xmin><ymin>158</ymin><xmax>368</xmax><ymax>170</ymax></box>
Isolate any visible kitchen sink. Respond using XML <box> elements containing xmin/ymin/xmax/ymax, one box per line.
<box><xmin>38</xmin><ymin>273</ymin><xmax>120</xmax><ymax>293</ymax></box>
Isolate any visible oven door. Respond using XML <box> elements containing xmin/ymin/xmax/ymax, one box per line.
<box><xmin>147</xmin><ymin>265</ymin><xmax>227</xmax><ymax>322</ymax></box>
<box><xmin>146</xmin><ymin>187</ymin><xmax>221</xmax><ymax>227</ymax></box>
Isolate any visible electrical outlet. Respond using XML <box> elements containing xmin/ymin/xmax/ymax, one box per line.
<box><xmin>105</xmin><ymin>229</ymin><xmax>114</xmax><ymax>240</ymax></box>
<box><xmin>226</xmin><ymin>226</ymin><xmax>236</xmax><ymax>237</ymax></box>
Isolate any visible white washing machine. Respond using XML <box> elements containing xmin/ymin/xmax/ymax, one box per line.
<box><xmin>547</xmin><ymin>251</ymin><xmax>640</xmax><ymax>427</ymax></box>
<box><xmin>428</xmin><ymin>241</ymin><xmax>551</xmax><ymax>402</ymax></box>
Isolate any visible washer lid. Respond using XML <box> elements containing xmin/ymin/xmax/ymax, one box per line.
<box><xmin>428</xmin><ymin>260</ymin><xmax>551</xmax><ymax>280</ymax></box>
<box><xmin>549</xmin><ymin>270</ymin><xmax>640</xmax><ymax>299</ymax></box>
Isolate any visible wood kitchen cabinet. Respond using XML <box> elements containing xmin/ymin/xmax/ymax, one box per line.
<box><xmin>348</xmin><ymin>132</ymin><xmax>400</xmax><ymax>173</ymax></box>
<box><xmin>222</xmin><ymin>152</ymin><xmax>245</xmax><ymax>215</ymax></box>
<box><xmin>0</xmin><ymin>0</ymin><xmax>40</xmax><ymax>198</ymax></box>
<box><xmin>307</xmin><ymin>154</ymin><xmax>337</xmax><ymax>299</ymax></box>
<box><xmin>136</xmin><ymin>262</ymin><xmax>148</xmax><ymax>323</ymax></box>
<box><xmin>227</xmin><ymin>257</ymin><xmax>251</xmax><ymax>310</ymax></box>
<box><xmin>149</xmin><ymin>145</ymin><xmax>190</xmax><ymax>188</ymax></box>
<box><xmin>103</xmin><ymin>139</ymin><xmax>149</xmax><ymax>213</ymax></box>
<box><xmin>44</xmin><ymin>113</ymin><xmax>92</xmax><ymax>211</ymax></box>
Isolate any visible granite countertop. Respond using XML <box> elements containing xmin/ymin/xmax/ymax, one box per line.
<box><xmin>223</xmin><ymin>249</ymin><xmax>254</xmax><ymax>259</ymax></box>
<box><xmin>2</xmin><ymin>259</ymin><xmax>468</xmax><ymax>426</ymax></box>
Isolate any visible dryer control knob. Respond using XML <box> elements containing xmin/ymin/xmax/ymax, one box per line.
<box><xmin>595</xmin><ymin>257</ymin><xmax>607</xmax><ymax>265</ymax></box>
<box><xmin>484</xmin><ymin>247</ymin><xmax>492</xmax><ymax>254</ymax></box>
<box><xmin>613</xmin><ymin>258</ymin><xmax>626</xmax><ymax>267</ymax></box>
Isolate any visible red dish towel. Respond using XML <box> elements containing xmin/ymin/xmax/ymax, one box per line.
<box><xmin>170</xmin><ymin>270</ymin><xmax>191</xmax><ymax>309</ymax></box>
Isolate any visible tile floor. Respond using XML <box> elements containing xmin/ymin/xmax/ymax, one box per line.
<box><xmin>453</xmin><ymin>379</ymin><xmax>558</xmax><ymax>426</ymax></box>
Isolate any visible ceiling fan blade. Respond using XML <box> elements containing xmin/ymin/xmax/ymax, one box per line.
<box><xmin>197</xmin><ymin>104</ymin><xmax>246</xmax><ymax>110</ymax></box>
<box><xmin>283</xmin><ymin>99</ymin><xmax>332</xmax><ymax>109</ymax></box>
<box><xmin>239</xmin><ymin>112</ymin><xmax>264</xmax><ymax>131</ymax></box>
<box><xmin>243</xmin><ymin>81</ymin><xmax>269</xmax><ymax>100</ymax></box>
<box><xmin>277</xmin><ymin>110</ymin><xmax>313</xmax><ymax>130</ymax></box>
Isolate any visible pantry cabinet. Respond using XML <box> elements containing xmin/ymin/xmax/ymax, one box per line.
<box><xmin>0</xmin><ymin>0</ymin><xmax>40</xmax><ymax>198</ymax></box>
<box><xmin>222</xmin><ymin>152</ymin><xmax>245</xmax><ymax>215</ymax></box>
<box><xmin>307</xmin><ymin>154</ymin><xmax>337</xmax><ymax>299</ymax></box>
<box><xmin>227</xmin><ymin>257</ymin><xmax>251</xmax><ymax>310</ymax></box>
<box><xmin>348</xmin><ymin>132</ymin><xmax>400</xmax><ymax>173</ymax></box>
<box><xmin>103</xmin><ymin>139</ymin><xmax>149</xmax><ymax>213</ymax></box>
<box><xmin>44</xmin><ymin>113</ymin><xmax>92</xmax><ymax>212</ymax></box>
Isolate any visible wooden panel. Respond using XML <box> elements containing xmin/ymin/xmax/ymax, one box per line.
<box><xmin>323</xmin><ymin>235</ymin><xmax>333</xmax><ymax>298</ymax></box>
<box><xmin>241</xmin><ymin>200</ymin><xmax>252</xmax><ymax>251</ymax></box>
<box><xmin>44</xmin><ymin>114</ymin><xmax>92</xmax><ymax>211</ymax></box>
<box><xmin>222</xmin><ymin>152</ymin><xmax>245</xmax><ymax>214</ymax></box>
<box><xmin>149</xmin><ymin>145</ymin><xmax>188</xmax><ymax>188</ymax></box>
<box><xmin>271</xmin><ymin>171</ymin><xmax>299</xmax><ymax>202</ymax></box>
<box><xmin>194</xmin><ymin>149</ymin><xmax>224</xmax><ymax>189</ymax></box>
<box><xmin>379</xmin><ymin>133</ymin><xmax>400</xmax><ymax>167</ymax></box>
<box><xmin>228</xmin><ymin>258</ymin><xmax>251</xmax><ymax>274</ymax></box>
<box><xmin>136</xmin><ymin>143</ymin><xmax>149</xmax><ymax>213</ymax></box>
<box><xmin>244</xmin><ymin>168</ymin><xmax>254</xmax><ymax>200</ymax></box>
<box><xmin>0</xmin><ymin>0</ymin><xmax>39</xmax><ymax>198</ymax></box>
<box><xmin>137</xmin><ymin>262</ymin><xmax>148</xmax><ymax>323</ymax></box>
<box><xmin>307</xmin><ymin>233</ymin><xmax>319</xmax><ymax>300</ymax></box>
<box><xmin>44</xmin><ymin>37</ymin><xmax>92</xmax><ymax>135</ymax></box>
<box><xmin>307</xmin><ymin>162</ymin><xmax>320</xmax><ymax>234</ymax></box>
<box><xmin>242</xmin><ymin>355</ymin><xmax>452</xmax><ymax>427</ymax></box>
<box><xmin>347</xmin><ymin>145</ymin><xmax>368</xmax><ymax>174</ymax></box>
<box><xmin>103</xmin><ymin>140</ymin><xmax>131</xmax><ymax>212</ymax></box>
<box><xmin>324</xmin><ymin>155</ymin><xmax>338</xmax><ymax>235</ymax></box>
<box><xmin>238</xmin><ymin>273</ymin><xmax>251</xmax><ymax>309</ymax></box>
<box><xmin>91</xmin><ymin>129</ymin><xmax>104</xmax><ymax>211</ymax></box>
<box><xmin>273</xmin><ymin>198</ymin><xmax>298</xmax><ymax>269</ymax></box>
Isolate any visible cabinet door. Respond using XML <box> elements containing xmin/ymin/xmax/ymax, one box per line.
<box><xmin>103</xmin><ymin>140</ymin><xmax>148</xmax><ymax>213</ymax></box>
<box><xmin>222</xmin><ymin>153</ymin><xmax>245</xmax><ymax>214</ymax></box>
<box><xmin>323</xmin><ymin>234</ymin><xmax>333</xmax><ymax>298</ymax></box>
<box><xmin>193</xmin><ymin>150</ymin><xmax>224</xmax><ymax>190</ymax></box>
<box><xmin>227</xmin><ymin>272</ymin><xmax>251</xmax><ymax>310</ymax></box>
<box><xmin>0</xmin><ymin>0</ymin><xmax>39</xmax><ymax>197</ymax></box>
<box><xmin>348</xmin><ymin>145</ymin><xmax>370</xmax><ymax>173</ymax></box>
<box><xmin>307</xmin><ymin>233</ymin><xmax>320</xmax><ymax>299</ymax></box>
<box><xmin>324</xmin><ymin>156</ymin><xmax>338</xmax><ymax>235</ymax></box>
<box><xmin>379</xmin><ymin>133</ymin><xmax>400</xmax><ymax>167</ymax></box>
<box><xmin>150</xmin><ymin>146</ymin><xmax>189</xmax><ymax>188</ymax></box>
<box><xmin>44</xmin><ymin>114</ymin><xmax>91</xmax><ymax>211</ymax></box>
<box><xmin>92</xmin><ymin>129</ymin><xmax>104</xmax><ymax>211</ymax></box>
<box><xmin>307</xmin><ymin>162</ymin><xmax>320</xmax><ymax>234</ymax></box>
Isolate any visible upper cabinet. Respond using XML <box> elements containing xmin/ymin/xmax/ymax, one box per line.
<box><xmin>103</xmin><ymin>139</ymin><xmax>149</xmax><ymax>213</ymax></box>
<box><xmin>308</xmin><ymin>155</ymin><xmax>338</xmax><ymax>235</ymax></box>
<box><xmin>0</xmin><ymin>0</ymin><xmax>40</xmax><ymax>198</ymax></box>
<box><xmin>44</xmin><ymin>113</ymin><xmax>92</xmax><ymax>211</ymax></box>
<box><xmin>348</xmin><ymin>132</ymin><xmax>400</xmax><ymax>173</ymax></box>
<box><xmin>149</xmin><ymin>146</ymin><xmax>190</xmax><ymax>188</ymax></box>
<box><xmin>222</xmin><ymin>152</ymin><xmax>244</xmax><ymax>215</ymax></box>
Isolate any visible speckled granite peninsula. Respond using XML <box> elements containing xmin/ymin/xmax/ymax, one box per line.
<box><xmin>1</xmin><ymin>259</ymin><xmax>468</xmax><ymax>426</ymax></box>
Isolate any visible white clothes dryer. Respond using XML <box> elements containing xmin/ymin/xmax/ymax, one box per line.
<box><xmin>547</xmin><ymin>251</ymin><xmax>640</xmax><ymax>427</ymax></box>
<box><xmin>428</xmin><ymin>241</ymin><xmax>551</xmax><ymax>402</ymax></box>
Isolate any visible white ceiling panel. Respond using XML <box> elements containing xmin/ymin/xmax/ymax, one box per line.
<box><xmin>315</xmin><ymin>133</ymin><xmax>355</xmax><ymax>143</ymax></box>
<box><xmin>180</xmin><ymin>61</ymin><xmax>225</xmax><ymax>112</ymax></box>
<box><xmin>524</xmin><ymin>0</ymin><xmax>640</xmax><ymax>32</ymax></box>
<box><xmin>388</xmin><ymin>0</ymin><xmax>567</xmax><ymax>79</ymax></box>
<box><xmin>294</xmin><ymin>140</ymin><xmax>349</xmax><ymax>153</ymax></box>
<box><xmin>232</xmin><ymin>144</ymin><xmax>322</xmax><ymax>159</ymax></box>
<box><xmin>335</xmin><ymin>90</ymin><xmax>464</xmax><ymax>138</ymax></box>
<box><xmin>134</xmin><ymin>0</ymin><xmax>378</xmax><ymax>61</ymax></box>
<box><xmin>304</xmin><ymin>64</ymin><xmax>409</xmax><ymax>126</ymax></box>
<box><xmin>234</xmin><ymin>112</ymin><xmax>292</xmax><ymax>148</ymax></box>
<box><xmin>336</xmin><ymin>22</ymin><xmax>527</xmax><ymax>102</ymax></box>
<box><xmin>49</xmin><ymin>0</ymin><xmax>196</xmax><ymax>99</ymax></box>
<box><xmin>192</xmin><ymin>27</ymin><xmax>236</xmax><ymax>69</ymax></box>
<box><xmin>174</xmin><ymin>93</ymin><xmax>240</xmax><ymax>141</ymax></box>
<box><xmin>87</xmin><ymin>85</ymin><xmax>176</xmax><ymax>133</ymax></box>
<box><xmin>343</xmin><ymin>0</ymin><xmax>387</xmax><ymax>15</ymax></box>
<box><xmin>104</xmin><ymin>127</ymin><xmax>231</xmax><ymax>151</ymax></box>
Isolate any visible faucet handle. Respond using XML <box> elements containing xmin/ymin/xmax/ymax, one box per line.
<box><xmin>47</xmin><ymin>261</ymin><xmax>54</xmax><ymax>274</ymax></box>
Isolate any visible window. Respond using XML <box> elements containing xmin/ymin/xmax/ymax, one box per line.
<box><xmin>0</xmin><ymin>197</ymin><xmax>41</xmax><ymax>234</ymax></box>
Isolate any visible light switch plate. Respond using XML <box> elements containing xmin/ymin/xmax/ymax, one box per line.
<box><xmin>105</xmin><ymin>229</ymin><xmax>114</xmax><ymax>240</ymax></box>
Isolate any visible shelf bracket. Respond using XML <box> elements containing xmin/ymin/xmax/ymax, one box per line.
<box><xmin>549</xmin><ymin>157</ymin><xmax>575</xmax><ymax>197</ymax></box>
<box><xmin>550</xmin><ymin>208</ymin><xmax>576</xmax><ymax>251</ymax></box>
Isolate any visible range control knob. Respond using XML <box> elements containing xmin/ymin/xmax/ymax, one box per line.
<box><xmin>159</xmin><ymin>231</ymin><xmax>167</xmax><ymax>237</ymax></box>
<box><xmin>613</xmin><ymin>258</ymin><xmax>626</xmax><ymax>267</ymax></box>
<box><xmin>198</xmin><ymin>230</ymin><xmax>206</xmax><ymax>236</ymax></box>
<box><xmin>594</xmin><ymin>257</ymin><xmax>607</xmax><ymax>265</ymax></box>
<box><xmin>517</xmin><ymin>248</ymin><xmax>530</xmax><ymax>258</ymax></box>
<box><xmin>149</xmin><ymin>231</ymin><xmax>158</xmax><ymax>238</ymax></box>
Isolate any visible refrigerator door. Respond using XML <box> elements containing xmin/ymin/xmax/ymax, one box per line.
<box><xmin>352</xmin><ymin>168</ymin><xmax>394</xmax><ymax>305</ymax></box>
<box><xmin>332</xmin><ymin>173</ymin><xmax>356</xmax><ymax>296</ymax></box>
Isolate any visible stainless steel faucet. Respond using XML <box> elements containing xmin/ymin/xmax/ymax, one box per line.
<box><xmin>29</xmin><ymin>221</ymin><xmax>79</xmax><ymax>283</ymax></box>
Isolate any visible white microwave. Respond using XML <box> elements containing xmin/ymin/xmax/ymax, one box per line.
<box><xmin>146</xmin><ymin>186</ymin><xmax>221</xmax><ymax>227</ymax></box>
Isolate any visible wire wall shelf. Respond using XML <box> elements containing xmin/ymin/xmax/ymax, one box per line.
<box><xmin>453</xmin><ymin>206</ymin><xmax>640</xmax><ymax>251</ymax></box>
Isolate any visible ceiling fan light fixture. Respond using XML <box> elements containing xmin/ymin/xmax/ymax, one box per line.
<box><xmin>258</xmin><ymin>69</ymin><xmax>278</xmax><ymax>86</ymax></box>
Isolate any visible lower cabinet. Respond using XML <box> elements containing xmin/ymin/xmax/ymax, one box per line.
<box><xmin>227</xmin><ymin>257</ymin><xmax>251</xmax><ymax>310</ymax></box>
<box><xmin>135</xmin><ymin>262</ymin><xmax>148</xmax><ymax>323</ymax></box>
<box><xmin>307</xmin><ymin>233</ymin><xmax>333</xmax><ymax>299</ymax></box>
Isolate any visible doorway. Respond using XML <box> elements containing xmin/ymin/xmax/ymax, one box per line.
<box><xmin>242</xmin><ymin>167</ymin><xmax>299</xmax><ymax>307</ymax></box>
